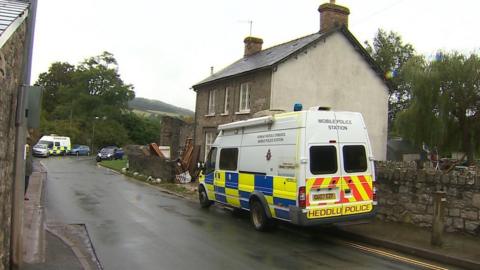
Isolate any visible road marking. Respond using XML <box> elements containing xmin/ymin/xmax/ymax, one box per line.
<box><xmin>344</xmin><ymin>241</ymin><xmax>449</xmax><ymax>270</ymax></box>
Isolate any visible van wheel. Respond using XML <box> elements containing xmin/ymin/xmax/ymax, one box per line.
<box><xmin>250</xmin><ymin>199</ymin><xmax>272</xmax><ymax>231</ymax></box>
<box><xmin>199</xmin><ymin>186</ymin><xmax>212</xmax><ymax>208</ymax></box>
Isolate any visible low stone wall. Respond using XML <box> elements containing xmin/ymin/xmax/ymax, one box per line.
<box><xmin>375</xmin><ymin>161</ymin><xmax>480</xmax><ymax>235</ymax></box>
<box><xmin>124</xmin><ymin>145</ymin><xmax>174</xmax><ymax>181</ymax></box>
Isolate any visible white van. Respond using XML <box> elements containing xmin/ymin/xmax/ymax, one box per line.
<box><xmin>198</xmin><ymin>107</ymin><xmax>377</xmax><ymax>230</ymax></box>
<box><xmin>38</xmin><ymin>135</ymin><xmax>71</xmax><ymax>156</ymax></box>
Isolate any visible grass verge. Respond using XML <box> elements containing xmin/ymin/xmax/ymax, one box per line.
<box><xmin>98</xmin><ymin>159</ymin><xmax>197</xmax><ymax>199</ymax></box>
<box><xmin>99</xmin><ymin>159</ymin><xmax>127</xmax><ymax>171</ymax></box>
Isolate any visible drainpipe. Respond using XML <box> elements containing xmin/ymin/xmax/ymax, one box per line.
<box><xmin>11</xmin><ymin>0</ymin><xmax>38</xmax><ymax>267</ymax></box>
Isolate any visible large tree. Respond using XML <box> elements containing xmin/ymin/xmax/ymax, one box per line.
<box><xmin>396</xmin><ymin>52</ymin><xmax>480</xmax><ymax>164</ymax></box>
<box><xmin>35</xmin><ymin>52</ymin><xmax>159</xmax><ymax>148</ymax></box>
<box><xmin>365</xmin><ymin>29</ymin><xmax>415</xmax><ymax>131</ymax></box>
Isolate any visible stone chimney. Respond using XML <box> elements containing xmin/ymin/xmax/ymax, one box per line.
<box><xmin>318</xmin><ymin>0</ymin><xmax>350</xmax><ymax>32</ymax></box>
<box><xmin>244</xmin><ymin>37</ymin><xmax>263</xmax><ymax>57</ymax></box>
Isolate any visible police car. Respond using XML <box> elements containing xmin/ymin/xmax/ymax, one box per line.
<box><xmin>198</xmin><ymin>106</ymin><xmax>377</xmax><ymax>231</ymax></box>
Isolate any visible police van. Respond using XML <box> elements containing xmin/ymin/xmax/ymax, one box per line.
<box><xmin>198</xmin><ymin>107</ymin><xmax>377</xmax><ymax>231</ymax></box>
<box><xmin>38</xmin><ymin>135</ymin><xmax>72</xmax><ymax>156</ymax></box>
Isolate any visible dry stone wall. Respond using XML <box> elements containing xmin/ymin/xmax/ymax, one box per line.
<box><xmin>0</xmin><ymin>22</ymin><xmax>27</xmax><ymax>269</ymax></box>
<box><xmin>375</xmin><ymin>161</ymin><xmax>480</xmax><ymax>236</ymax></box>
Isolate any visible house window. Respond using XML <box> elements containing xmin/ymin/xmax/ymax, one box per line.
<box><xmin>205</xmin><ymin>131</ymin><xmax>216</xmax><ymax>161</ymax></box>
<box><xmin>223</xmin><ymin>87</ymin><xmax>230</xmax><ymax>114</ymax></box>
<box><xmin>208</xmin><ymin>89</ymin><xmax>216</xmax><ymax>115</ymax></box>
<box><xmin>239</xmin><ymin>83</ymin><xmax>250</xmax><ymax>112</ymax></box>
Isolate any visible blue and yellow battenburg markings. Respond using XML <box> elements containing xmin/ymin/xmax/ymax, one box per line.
<box><xmin>202</xmin><ymin>171</ymin><xmax>297</xmax><ymax>220</ymax></box>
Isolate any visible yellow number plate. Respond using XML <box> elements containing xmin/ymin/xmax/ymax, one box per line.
<box><xmin>313</xmin><ymin>193</ymin><xmax>336</xmax><ymax>200</ymax></box>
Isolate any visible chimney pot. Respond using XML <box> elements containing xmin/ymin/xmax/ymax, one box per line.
<box><xmin>244</xmin><ymin>36</ymin><xmax>263</xmax><ymax>57</ymax></box>
<box><xmin>318</xmin><ymin>1</ymin><xmax>350</xmax><ymax>32</ymax></box>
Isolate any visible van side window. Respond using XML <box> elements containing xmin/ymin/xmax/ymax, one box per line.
<box><xmin>54</xmin><ymin>142</ymin><xmax>60</xmax><ymax>147</ymax></box>
<box><xmin>219</xmin><ymin>148</ymin><xmax>238</xmax><ymax>171</ymax></box>
<box><xmin>343</xmin><ymin>145</ymin><xmax>367</xmax><ymax>173</ymax></box>
<box><xmin>205</xmin><ymin>147</ymin><xmax>217</xmax><ymax>175</ymax></box>
<box><xmin>310</xmin><ymin>146</ymin><xmax>337</xmax><ymax>175</ymax></box>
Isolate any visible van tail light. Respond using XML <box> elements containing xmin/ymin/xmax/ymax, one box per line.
<box><xmin>372</xmin><ymin>181</ymin><xmax>378</xmax><ymax>205</ymax></box>
<box><xmin>298</xmin><ymin>186</ymin><xmax>306</xmax><ymax>208</ymax></box>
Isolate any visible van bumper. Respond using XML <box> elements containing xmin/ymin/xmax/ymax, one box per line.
<box><xmin>289</xmin><ymin>206</ymin><xmax>377</xmax><ymax>226</ymax></box>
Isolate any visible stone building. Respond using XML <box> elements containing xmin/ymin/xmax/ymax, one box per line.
<box><xmin>0</xmin><ymin>1</ymin><xmax>36</xmax><ymax>269</ymax></box>
<box><xmin>192</xmin><ymin>0</ymin><xmax>389</xmax><ymax>161</ymax></box>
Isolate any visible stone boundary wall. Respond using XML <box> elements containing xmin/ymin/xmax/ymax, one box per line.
<box><xmin>375</xmin><ymin>161</ymin><xmax>480</xmax><ymax>236</ymax></box>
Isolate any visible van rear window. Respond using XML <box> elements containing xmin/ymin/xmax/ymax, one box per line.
<box><xmin>343</xmin><ymin>145</ymin><xmax>367</xmax><ymax>173</ymax></box>
<box><xmin>219</xmin><ymin>148</ymin><xmax>238</xmax><ymax>171</ymax></box>
<box><xmin>310</xmin><ymin>146</ymin><xmax>337</xmax><ymax>175</ymax></box>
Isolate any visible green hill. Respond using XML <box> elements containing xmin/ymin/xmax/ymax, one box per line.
<box><xmin>129</xmin><ymin>97</ymin><xmax>194</xmax><ymax>117</ymax></box>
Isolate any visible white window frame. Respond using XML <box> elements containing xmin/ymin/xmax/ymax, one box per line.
<box><xmin>204</xmin><ymin>131</ymin><xmax>215</xmax><ymax>161</ymax></box>
<box><xmin>238</xmin><ymin>83</ymin><xmax>250</xmax><ymax>113</ymax></box>
<box><xmin>207</xmin><ymin>89</ymin><xmax>216</xmax><ymax>115</ymax></box>
<box><xmin>222</xmin><ymin>87</ymin><xmax>230</xmax><ymax>115</ymax></box>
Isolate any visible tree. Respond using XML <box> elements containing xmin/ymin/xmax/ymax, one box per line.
<box><xmin>35</xmin><ymin>52</ymin><xmax>154</xmax><ymax>149</ymax></box>
<box><xmin>396</xmin><ymin>52</ymin><xmax>480</xmax><ymax>164</ymax></box>
<box><xmin>365</xmin><ymin>29</ymin><xmax>415</xmax><ymax>131</ymax></box>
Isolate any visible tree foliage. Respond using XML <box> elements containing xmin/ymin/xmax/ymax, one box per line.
<box><xmin>365</xmin><ymin>29</ymin><xmax>415</xmax><ymax>131</ymax></box>
<box><xmin>35</xmin><ymin>52</ymin><xmax>161</xmax><ymax>149</ymax></box>
<box><xmin>396</xmin><ymin>52</ymin><xmax>480</xmax><ymax>163</ymax></box>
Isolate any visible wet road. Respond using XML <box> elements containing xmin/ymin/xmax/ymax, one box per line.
<box><xmin>43</xmin><ymin>157</ymin><xmax>449</xmax><ymax>270</ymax></box>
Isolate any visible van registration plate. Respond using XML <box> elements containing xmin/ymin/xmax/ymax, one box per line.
<box><xmin>313</xmin><ymin>193</ymin><xmax>336</xmax><ymax>200</ymax></box>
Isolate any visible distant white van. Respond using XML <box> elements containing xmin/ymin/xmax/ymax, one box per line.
<box><xmin>198</xmin><ymin>107</ymin><xmax>377</xmax><ymax>231</ymax></box>
<box><xmin>38</xmin><ymin>135</ymin><xmax>71</xmax><ymax>156</ymax></box>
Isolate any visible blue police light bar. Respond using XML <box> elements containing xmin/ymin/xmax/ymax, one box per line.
<box><xmin>294</xmin><ymin>103</ymin><xmax>303</xmax><ymax>111</ymax></box>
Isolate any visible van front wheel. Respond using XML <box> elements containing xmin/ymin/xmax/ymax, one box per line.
<box><xmin>199</xmin><ymin>186</ymin><xmax>212</xmax><ymax>208</ymax></box>
<box><xmin>250</xmin><ymin>199</ymin><xmax>271</xmax><ymax>231</ymax></box>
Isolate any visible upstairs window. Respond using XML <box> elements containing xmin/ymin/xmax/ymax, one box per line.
<box><xmin>239</xmin><ymin>83</ymin><xmax>250</xmax><ymax>112</ymax></box>
<box><xmin>223</xmin><ymin>87</ymin><xmax>230</xmax><ymax>114</ymax></box>
<box><xmin>208</xmin><ymin>89</ymin><xmax>216</xmax><ymax>115</ymax></box>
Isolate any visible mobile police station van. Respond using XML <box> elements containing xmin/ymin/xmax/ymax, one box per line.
<box><xmin>37</xmin><ymin>135</ymin><xmax>72</xmax><ymax>156</ymax></box>
<box><xmin>198</xmin><ymin>106</ymin><xmax>377</xmax><ymax>231</ymax></box>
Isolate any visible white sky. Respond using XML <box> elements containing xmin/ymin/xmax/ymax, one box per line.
<box><xmin>31</xmin><ymin>0</ymin><xmax>480</xmax><ymax>111</ymax></box>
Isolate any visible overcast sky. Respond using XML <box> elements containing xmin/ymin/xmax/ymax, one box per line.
<box><xmin>31</xmin><ymin>0</ymin><xmax>480</xmax><ymax>111</ymax></box>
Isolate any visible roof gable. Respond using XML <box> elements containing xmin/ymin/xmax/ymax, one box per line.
<box><xmin>0</xmin><ymin>0</ymin><xmax>29</xmax><ymax>48</ymax></box>
<box><xmin>193</xmin><ymin>27</ymin><xmax>389</xmax><ymax>89</ymax></box>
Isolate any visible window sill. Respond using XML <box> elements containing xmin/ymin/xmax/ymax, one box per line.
<box><xmin>235</xmin><ymin>110</ymin><xmax>250</xmax><ymax>115</ymax></box>
<box><xmin>204</xmin><ymin>114</ymin><xmax>215</xmax><ymax>117</ymax></box>
<box><xmin>220</xmin><ymin>112</ymin><xmax>229</xmax><ymax>116</ymax></box>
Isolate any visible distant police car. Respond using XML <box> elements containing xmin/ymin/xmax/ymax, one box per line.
<box><xmin>198</xmin><ymin>106</ymin><xmax>377</xmax><ymax>231</ymax></box>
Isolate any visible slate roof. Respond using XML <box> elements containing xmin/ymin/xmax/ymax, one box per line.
<box><xmin>193</xmin><ymin>27</ymin><xmax>387</xmax><ymax>89</ymax></box>
<box><xmin>0</xmin><ymin>0</ymin><xmax>29</xmax><ymax>46</ymax></box>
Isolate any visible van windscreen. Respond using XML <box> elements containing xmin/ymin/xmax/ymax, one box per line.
<box><xmin>310</xmin><ymin>146</ymin><xmax>337</xmax><ymax>175</ymax></box>
<box><xmin>343</xmin><ymin>145</ymin><xmax>367</xmax><ymax>173</ymax></box>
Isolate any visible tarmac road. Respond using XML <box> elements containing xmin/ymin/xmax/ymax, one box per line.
<box><xmin>42</xmin><ymin>157</ymin><xmax>455</xmax><ymax>270</ymax></box>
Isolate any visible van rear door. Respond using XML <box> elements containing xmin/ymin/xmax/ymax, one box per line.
<box><xmin>336</xmin><ymin>112</ymin><xmax>374</xmax><ymax>216</ymax></box>
<box><xmin>305</xmin><ymin>111</ymin><xmax>343</xmax><ymax>220</ymax></box>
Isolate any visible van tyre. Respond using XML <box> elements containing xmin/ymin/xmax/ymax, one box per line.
<box><xmin>250</xmin><ymin>199</ymin><xmax>273</xmax><ymax>231</ymax></box>
<box><xmin>199</xmin><ymin>186</ymin><xmax>213</xmax><ymax>208</ymax></box>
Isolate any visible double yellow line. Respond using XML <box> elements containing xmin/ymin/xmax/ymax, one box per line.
<box><xmin>344</xmin><ymin>241</ymin><xmax>449</xmax><ymax>270</ymax></box>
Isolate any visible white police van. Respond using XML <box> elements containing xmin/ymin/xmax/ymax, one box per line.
<box><xmin>198</xmin><ymin>106</ymin><xmax>377</xmax><ymax>231</ymax></box>
<box><xmin>37</xmin><ymin>135</ymin><xmax>71</xmax><ymax>156</ymax></box>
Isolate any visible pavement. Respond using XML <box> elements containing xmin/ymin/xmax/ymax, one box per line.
<box><xmin>21</xmin><ymin>160</ymin><xmax>88</xmax><ymax>270</ymax></box>
<box><xmin>337</xmin><ymin>219</ymin><xmax>480</xmax><ymax>270</ymax></box>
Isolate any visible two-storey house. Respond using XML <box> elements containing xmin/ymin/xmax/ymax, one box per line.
<box><xmin>193</xmin><ymin>0</ymin><xmax>389</xmax><ymax>160</ymax></box>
